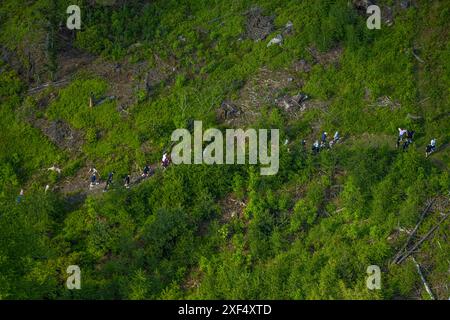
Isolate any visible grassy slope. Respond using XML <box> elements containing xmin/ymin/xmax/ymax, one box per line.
<box><xmin>0</xmin><ymin>0</ymin><xmax>448</xmax><ymax>299</ymax></box>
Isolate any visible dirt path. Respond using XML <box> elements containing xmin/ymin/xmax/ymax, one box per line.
<box><xmin>57</xmin><ymin>131</ymin><xmax>445</xmax><ymax>203</ymax></box>
<box><xmin>58</xmin><ymin>163</ymin><xmax>161</xmax><ymax>203</ymax></box>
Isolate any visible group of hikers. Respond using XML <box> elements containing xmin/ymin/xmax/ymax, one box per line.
<box><xmin>397</xmin><ymin>127</ymin><xmax>437</xmax><ymax>157</ymax></box>
<box><xmin>88</xmin><ymin>152</ymin><xmax>172</xmax><ymax>192</ymax></box>
<box><xmin>16</xmin><ymin>126</ymin><xmax>440</xmax><ymax>202</ymax></box>
<box><xmin>396</xmin><ymin>128</ymin><xmax>415</xmax><ymax>151</ymax></box>
<box><xmin>296</xmin><ymin>127</ymin><xmax>438</xmax><ymax>158</ymax></box>
<box><xmin>308</xmin><ymin>131</ymin><xmax>341</xmax><ymax>154</ymax></box>
<box><xmin>80</xmin><ymin>128</ymin><xmax>438</xmax><ymax>193</ymax></box>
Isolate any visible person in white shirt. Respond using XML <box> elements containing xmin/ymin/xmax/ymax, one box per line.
<box><xmin>17</xmin><ymin>189</ymin><xmax>24</xmax><ymax>203</ymax></box>
<box><xmin>312</xmin><ymin>140</ymin><xmax>320</xmax><ymax>154</ymax></box>
<box><xmin>397</xmin><ymin>128</ymin><xmax>407</xmax><ymax>148</ymax></box>
<box><xmin>162</xmin><ymin>153</ymin><xmax>170</xmax><ymax>168</ymax></box>
<box><xmin>330</xmin><ymin>131</ymin><xmax>340</xmax><ymax>148</ymax></box>
<box><xmin>334</xmin><ymin>131</ymin><xmax>340</xmax><ymax>141</ymax></box>
<box><xmin>426</xmin><ymin>138</ymin><xmax>437</xmax><ymax>158</ymax></box>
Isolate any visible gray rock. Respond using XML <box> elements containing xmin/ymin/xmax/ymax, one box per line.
<box><xmin>217</xmin><ymin>100</ymin><xmax>241</xmax><ymax>120</ymax></box>
<box><xmin>267</xmin><ymin>34</ymin><xmax>283</xmax><ymax>47</ymax></box>
<box><xmin>276</xmin><ymin>93</ymin><xmax>309</xmax><ymax>111</ymax></box>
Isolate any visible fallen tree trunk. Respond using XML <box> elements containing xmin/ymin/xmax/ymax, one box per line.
<box><xmin>28</xmin><ymin>78</ymin><xmax>70</xmax><ymax>94</ymax></box>
<box><xmin>392</xmin><ymin>200</ymin><xmax>435</xmax><ymax>264</ymax></box>
<box><xmin>411</xmin><ymin>256</ymin><xmax>435</xmax><ymax>300</ymax></box>
<box><xmin>397</xmin><ymin>212</ymin><xmax>450</xmax><ymax>264</ymax></box>
<box><xmin>412</xmin><ymin>51</ymin><xmax>425</xmax><ymax>63</ymax></box>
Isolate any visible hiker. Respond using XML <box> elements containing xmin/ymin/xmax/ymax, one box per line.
<box><xmin>402</xmin><ymin>139</ymin><xmax>410</xmax><ymax>151</ymax></box>
<box><xmin>406</xmin><ymin>130</ymin><xmax>415</xmax><ymax>144</ymax></box>
<box><xmin>312</xmin><ymin>140</ymin><xmax>320</xmax><ymax>154</ymax></box>
<box><xmin>103</xmin><ymin>172</ymin><xmax>114</xmax><ymax>192</ymax></box>
<box><xmin>319</xmin><ymin>132</ymin><xmax>328</xmax><ymax>149</ymax></box>
<box><xmin>90</xmin><ymin>173</ymin><xmax>98</xmax><ymax>189</ymax></box>
<box><xmin>162</xmin><ymin>153</ymin><xmax>170</xmax><ymax>168</ymax></box>
<box><xmin>16</xmin><ymin>189</ymin><xmax>24</xmax><ymax>203</ymax></box>
<box><xmin>142</xmin><ymin>164</ymin><xmax>151</xmax><ymax>177</ymax></box>
<box><xmin>89</xmin><ymin>167</ymin><xmax>99</xmax><ymax>176</ymax></box>
<box><xmin>426</xmin><ymin>138</ymin><xmax>436</xmax><ymax>158</ymax></box>
<box><xmin>333</xmin><ymin>131</ymin><xmax>340</xmax><ymax>143</ymax></box>
<box><xmin>402</xmin><ymin>130</ymin><xmax>415</xmax><ymax>151</ymax></box>
<box><xmin>397</xmin><ymin>128</ymin><xmax>407</xmax><ymax>148</ymax></box>
<box><xmin>330</xmin><ymin>131</ymin><xmax>340</xmax><ymax>148</ymax></box>
<box><xmin>284</xmin><ymin>139</ymin><xmax>290</xmax><ymax>153</ymax></box>
<box><xmin>124</xmin><ymin>174</ymin><xmax>131</xmax><ymax>189</ymax></box>
<box><xmin>321</xmin><ymin>132</ymin><xmax>328</xmax><ymax>144</ymax></box>
<box><xmin>89</xmin><ymin>167</ymin><xmax>100</xmax><ymax>188</ymax></box>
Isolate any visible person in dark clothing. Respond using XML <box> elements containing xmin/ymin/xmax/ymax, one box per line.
<box><xmin>402</xmin><ymin>139</ymin><xmax>410</xmax><ymax>151</ymax></box>
<box><xmin>321</xmin><ymin>132</ymin><xmax>328</xmax><ymax>144</ymax></box>
<box><xmin>320</xmin><ymin>132</ymin><xmax>328</xmax><ymax>149</ymax></box>
<box><xmin>90</xmin><ymin>173</ymin><xmax>98</xmax><ymax>189</ymax></box>
<box><xmin>301</xmin><ymin>139</ymin><xmax>306</xmax><ymax>150</ymax></box>
<box><xmin>406</xmin><ymin>130</ymin><xmax>415</xmax><ymax>141</ymax></box>
<box><xmin>124</xmin><ymin>174</ymin><xmax>130</xmax><ymax>189</ymax></box>
<box><xmin>402</xmin><ymin>130</ymin><xmax>415</xmax><ymax>151</ymax></box>
<box><xmin>107</xmin><ymin>172</ymin><xmax>114</xmax><ymax>183</ymax></box>
<box><xmin>312</xmin><ymin>140</ymin><xmax>320</xmax><ymax>155</ymax></box>
<box><xmin>103</xmin><ymin>172</ymin><xmax>114</xmax><ymax>192</ymax></box>
<box><xmin>142</xmin><ymin>165</ymin><xmax>151</xmax><ymax>177</ymax></box>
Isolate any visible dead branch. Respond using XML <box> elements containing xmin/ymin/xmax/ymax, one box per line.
<box><xmin>411</xmin><ymin>256</ymin><xmax>435</xmax><ymax>300</ymax></box>
<box><xmin>396</xmin><ymin>212</ymin><xmax>450</xmax><ymax>264</ymax></box>
<box><xmin>392</xmin><ymin>199</ymin><xmax>435</xmax><ymax>264</ymax></box>
<box><xmin>28</xmin><ymin>78</ymin><xmax>70</xmax><ymax>94</ymax></box>
<box><xmin>412</xmin><ymin>51</ymin><xmax>425</xmax><ymax>63</ymax></box>
<box><xmin>333</xmin><ymin>208</ymin><xmax>345</xmax><ymax>214</ymax></box>
<box><xmin>398</xmin><ymin>227</ymin><xmax>412</xmax><ymax>234</ymax></box>
<box><xmin>419</xmin><ymin>97</ymin><xmax>430</xmax><ymax>105</ymax></box>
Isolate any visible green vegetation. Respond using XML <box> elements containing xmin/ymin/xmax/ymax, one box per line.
<box><xmin>0</xmin><ymin>0</ymin><xmax>449</xmax><ymax>299</ymax></box>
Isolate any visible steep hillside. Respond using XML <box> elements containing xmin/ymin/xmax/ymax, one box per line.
<box><xmin>0</xmin><ymin>0</ymin><xmax>449</xmax><ymax>299</ymax></box>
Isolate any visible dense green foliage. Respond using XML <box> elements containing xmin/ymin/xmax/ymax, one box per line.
<box><xmin>0</xmin><ymin>0</ymin><xmax>449</xmax><ymax>299</ymax></box>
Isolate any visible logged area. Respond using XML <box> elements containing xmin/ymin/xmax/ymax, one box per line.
<box><xmin>0</xmin><ymin>0</ymin><xmax>449</xmax><ymax>300</ymax></box>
